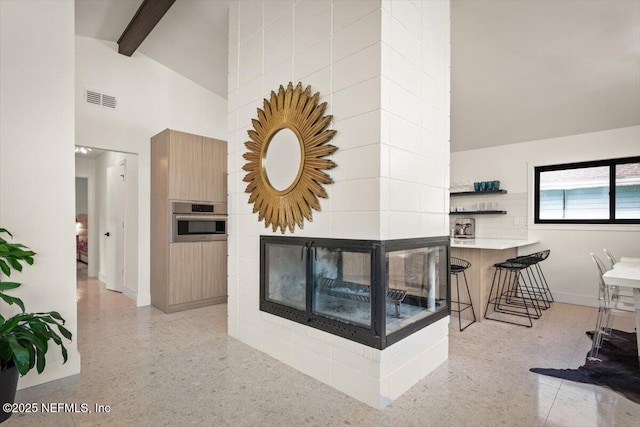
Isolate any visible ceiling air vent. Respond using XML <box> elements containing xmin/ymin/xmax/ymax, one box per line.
<box><xmin>101</xmin><ymin>94</ymin><xmax>117</xmax><ymax>109</ymax></box>
<box><xmin>86</xmin><ymin>90</ymin><xmax>101</xmax><ymax>105</ymax></box>
<box><xmin>86</xmin><ymin>90</ymin><xmax>117</xmax><ymax>109</ymax></box>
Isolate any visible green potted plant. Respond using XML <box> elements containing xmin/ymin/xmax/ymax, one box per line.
<box><xmin>0</xmin><ymin>228</ymin><xmax>71</xmax><ymax>423</ymax></box>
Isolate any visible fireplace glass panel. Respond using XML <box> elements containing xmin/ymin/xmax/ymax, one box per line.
<box><xmin>260</xmin><ymin>236</ymin><xmax>449</xmax><ymax>349</ymax></box>
<box><xmin>313</xmin><ymin>247</ymin><xmax>372</xmax><ymax>327</ymax></box>
<box><xmin>265</xmin><ymin>243</ymin><xmax>306</xmax><ymax>310</ymax></box>
<box><xmin>386</xmin><ymin>245</ymin><xmax>448</xmax><ymax>334</ymax></box>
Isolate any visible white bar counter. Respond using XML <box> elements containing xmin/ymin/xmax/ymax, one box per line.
<box><xmin>450</xmin><ymin>238</ymin><xmax>539</xmax><ymax>322</ymax></box>
<box><xmin>451</xmin><ymin>238</ymin><xmax>540</xmax><ymax>250</ymax></box>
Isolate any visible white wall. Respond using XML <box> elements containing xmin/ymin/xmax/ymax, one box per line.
<box><xmin>76</xmin><ymin>36</ymin><xmax>227</xmax><ymax>306</ymax></box>
<box><xmin>75</xmin><ymin>178</ymin><xmax>88</xmax><ymax>215</ymax></box>
<box><xmin>0</xmin><ymin>0</ymin><xmax>80</xmax><ymax>388</ymax></box>
<box><xmin>76</xmin><ymin>157</ymin><xmax>98</xmax><ymax>278</ymax></box>
<box><xmin>228</xmin><ymin>0</ymin><xmax>450</xmax><ymax>409</ymax></box>
<box><xmin>451</xmin><ymin>125</ymin><xmax>640</xmax><ymax>306</ymax></box>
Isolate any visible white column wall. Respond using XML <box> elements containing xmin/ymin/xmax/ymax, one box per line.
<box><xmin>228</xmin><ymin>0</ymin><xmax>450</xmax><ymax>409</ymax></box>
<box><xmin>0</xmin><ymin>0</ymin><xmax>80</xmax><ymax>388</ymax></box>
<box><xmin>381</xmin><ymin>0</ymin><xmax>451</xmax><ymax>240</ymax></box>
<box><xmin>377</xmin><ymin>0</ymin><xmax>451</xmax><ymax>404</ymax></box>
<box><xmin>451</xmin><ymin>126</ymin><xmax>640</xmax><ymax>306</ymax></box>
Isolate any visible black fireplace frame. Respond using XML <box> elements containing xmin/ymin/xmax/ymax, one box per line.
<box><xmin>259</xmin><ymin>235</ymin><xmax>450</xmax><ymax>349</ymax></box>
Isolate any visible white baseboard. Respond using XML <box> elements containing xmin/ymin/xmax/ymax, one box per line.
<box><xmin>17</xmin><ymin>351</ymin><xmax>81</xmax><ymax>390</ymax></box>
<box><xmin>123</xmin><ymin>287</ymin><xmax>137</xmax><ymax>302</ymax></box>
<box><xmin>552</xmin><ymin>292</ymin><xmax>598</xmax><ymax>308</ymax></box>
<box><xmin>98</xmin><ymin>271</ymin><xmax>107</xmax><ymax>283</ymax></box>
<box><xmin>136</xmin><ymin>292</ymin><xmax>151</xmax><ymax>307</ymax></box>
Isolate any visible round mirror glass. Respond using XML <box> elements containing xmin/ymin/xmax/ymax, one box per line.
<box><xmin>264</xmin><ymin>128</ymin><xmax>302</xmax><ymax>191</ymax></box>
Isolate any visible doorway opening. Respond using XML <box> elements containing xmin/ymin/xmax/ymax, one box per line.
<box><xmin>75</xmin><ymin>146</ymin><xmax>139</xmax><ymax>302</ymax></box>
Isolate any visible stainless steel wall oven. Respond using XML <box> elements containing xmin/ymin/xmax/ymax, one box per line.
<box><xmin>171</xmin><ymin>202</ymin><xmax>227</xmax><ymax>242</ymax></box>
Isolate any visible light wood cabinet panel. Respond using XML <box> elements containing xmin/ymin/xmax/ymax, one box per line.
<box><xmin>169</xmin><ymin>243</ymin><xmax>203</xmax><ymax>305</ymax></box>
<box><xmin>202</xmin><ymin>137</ymin><xmax>227</xmax><ymax>203</ymax></box>
<box><xmin>169</xmin><ymin>131</ymin><xmax>204</xmax><ymax>201</ymax></box>
<box><xmin>202</xmin><ymin>241</ymin><xmax>227</xmax><ymax>299</ymax></box>
<box><xmin>151</xmin><ymin>130</ymin><xmax>170</xmax><ymax>311</ymax></box>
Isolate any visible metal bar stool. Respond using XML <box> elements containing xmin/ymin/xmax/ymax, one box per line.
<box><xmin>507</xmin><ymin>251</ymin><xmax>552</xmax><ymax>310</ymax></box>
<box><xmin>484</xmin><ymin>257</ymin><xmax>543</xmax><ymax>327</ymax></box>
<box><xmin>508</xmin><ymin>250</ymin><xmax>553</xmax><ymax>307</ymax></box>
<box><xmin>531</xmin><ymin>250</ymin><xmax>553</xmax><ymax>304</ymax></box>
<box><xmin>450</xmin><ymin>257</ymin><xmax>476</xmax><ymax>331</ymax></box>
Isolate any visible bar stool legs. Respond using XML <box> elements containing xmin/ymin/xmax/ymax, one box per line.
<box><xmin>450</xmin><ymin>257</ymin><xmax>476</xmax><ymax>331</ymax></box>
<box><xmin>484</xmin><ymin>259</ymin><xmax>543</xmax><ymax>328</ymax></box>
<box><xmin>507</xmin><ymin>250</ymin><xmax>554</xmax><ymax>310</ymax></box>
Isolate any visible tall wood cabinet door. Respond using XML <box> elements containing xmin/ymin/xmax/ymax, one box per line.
<box><xmin>202</xmin><ymin>138</ymin><xmax>227</xmax><ymax>203</ymax></box>
<box><xmin>169</xmin><ymin>243</ymin><xmax>203</xmax><ymax>305</ymax></box>
<box><xmin>169</xmin><ymin>131</ymin><xmax>204</xmax><ymax>201</ymax></box>
<box><xmin>202</xmin><ymin>241</ymin><xmax>227</xmax><ymax>299</ymax></box>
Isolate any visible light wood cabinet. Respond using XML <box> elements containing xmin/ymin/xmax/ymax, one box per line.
<box><xmin>168</xmin><ymin>241</ymin><xmax>227</xmax><ymax>306</ymax></box>
<box><xmin>151</xmin><ymin>129</ymin><xmax>228</xmax><ymax>313</ymax></box>
<box><xmin>168</xmin><ymin>132</ymin><xmax>203</xmax><ymax>202</ymax></box>
<box><xmin>169</xmin><ymin>243</ymin><xmax>203</xmax><ymax>305</ymax></box>
<box><xmin>202</xmin><ymin>137</ymin><xmax>227</xmax><ymax>203</ymax></box>
<box><xmin>166</xmin><ymin>131</ymin><xmax>227</xmax><ymax>202</ymax></box>
<box><xmin>202</xmin><ymin>241</ymin><xmax>227</xmax><ymax>300</ymax></box>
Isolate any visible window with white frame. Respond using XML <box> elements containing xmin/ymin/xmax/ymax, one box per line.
<box><xmin>534</xmin><ymin>156</ymin><xmax>640</xmax><ymax>224</ymax></box>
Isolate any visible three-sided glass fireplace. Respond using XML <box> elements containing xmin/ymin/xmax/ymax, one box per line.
<box><xmin>260</xmin><ymin>236</ymin><xmax>450</xmax><ymax>349</ymax></box>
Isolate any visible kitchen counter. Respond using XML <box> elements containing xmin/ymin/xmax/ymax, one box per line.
<box><xmin>450</xmin><ymin>238</ymin><xmax>540</xmax><ymax>323</ymax></box>
<box><xmin>451</xmin><ymin>238</ymin><xmax>539</xmax><ymax>250</ymax></box>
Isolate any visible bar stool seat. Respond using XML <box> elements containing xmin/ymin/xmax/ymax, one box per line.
<box><xmin>484</xmin><ymin>257</ymin><xmax>543</xmax><ymax>327</ymax></box>
<box><xmin>450</xmin><ymin>257</ymin><xmax>476</xmax><ymax>331</ymax></box>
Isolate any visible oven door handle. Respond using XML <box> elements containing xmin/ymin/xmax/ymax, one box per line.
<box><xmin>174</xmin><ymin>215</ymin><xmax>227</xmax><ymax>221</ymax></box>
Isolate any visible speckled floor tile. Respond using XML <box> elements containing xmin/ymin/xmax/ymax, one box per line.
<box><xmin>4</xmin><ymin>267</ymin><xmax>640</xmax><ymax>426</ymax></box>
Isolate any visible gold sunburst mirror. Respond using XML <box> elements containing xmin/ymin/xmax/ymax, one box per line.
<box><xmin>242</xmin><ymin>82</ymin><xmax>337</xmax><ymax>233</ymax></box>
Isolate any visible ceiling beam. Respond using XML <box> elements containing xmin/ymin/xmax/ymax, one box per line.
<box><xmin>117</xmin><ymin>0</ymin><xmax>176</xmax><ymax>56</ymax></box>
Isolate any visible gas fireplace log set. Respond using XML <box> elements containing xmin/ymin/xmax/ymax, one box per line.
<box><xmin>260</xmin><ymin>235</ymin><xmax>450</xmax><ymax>349</ymax></box>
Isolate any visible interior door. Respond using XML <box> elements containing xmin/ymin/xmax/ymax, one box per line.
<box><xmin>106</xmin><ymin>162</ymin><xmax>125</xmax><ymax>292</ymax></box>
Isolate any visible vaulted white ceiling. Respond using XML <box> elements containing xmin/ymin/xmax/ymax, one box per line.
<box><xmin>75</xmin><ymin>0</ymin><xmax>640</xmax><ymax>152</ymax></box>
<box><xmin>75</xmin><ymin>0</ymin><xmax>230</xmax><ymax>97</ymax></box>
<box><xmin>451</xmin><ymin>0</ymin><xmax>640</xmax><ymax>151</ymax></box>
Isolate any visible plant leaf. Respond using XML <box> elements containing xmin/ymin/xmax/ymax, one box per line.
<box><xmin>57</xmin><ymin>324</ymin><xmax>72</xmax><ymax>341</ymax></box>
<box><xmin>0</xmin><ymin>293</ymin><xmax>25</xmax><ymax>312</ymax></box>
<box><xmin>0</xmin><ymin>259</ymin><xmax>11</xmax><ymax>276</ymax></box>
<box><xmin>7</xmin><ymin>336</ymin><xmax>30</xmax><ymax>375</ymax></box>
<box><xmin>0</xmin><ymin>228</ymin><xmax>12</xmax><ymax>238</ymax></box>
<box><xmin>0</xmin><ymin>281</ymin><xmax>21</xmax><ymax>291</ymax></box>
<box><xmin>36</xmin><ymin>348</ymin><xmax>45</xmax><ymax>373</ymax></box>
<box><xmin>48</xmin><ymin>311</ymin><xmax>63</xmax><ymax>321</ymax></box>
<box><xmin>6</xmin><ymin>258</ymin><xmax>22</xmax><ymax>272</ymax></box>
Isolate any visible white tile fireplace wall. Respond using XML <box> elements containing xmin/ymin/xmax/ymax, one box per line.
<box><xmin>227</xmin><ymin>0</ymin><xmax>450</xmax><ymax>409</ymax></box>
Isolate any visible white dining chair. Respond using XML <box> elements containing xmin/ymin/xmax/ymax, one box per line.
<box><xmin>603</xmin><ymin>248</ymin><xmax>617</xmax><ymax>270</ymax></box>
<box><xmin>588</xmin><ymin>253</ymin><xmax>635</xmax><ymax>361</ymax></box>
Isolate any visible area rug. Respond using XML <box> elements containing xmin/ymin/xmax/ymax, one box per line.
<box><xmin>530</xmin><ymin>329</ymin><xmax>640</xmax><ymax>404</ymax></box>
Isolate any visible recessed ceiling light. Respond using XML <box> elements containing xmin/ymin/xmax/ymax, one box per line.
<box><xmin>75</xmin><ymin>147</ymin><xmax>93</xmax><ymax>154</ymax></box>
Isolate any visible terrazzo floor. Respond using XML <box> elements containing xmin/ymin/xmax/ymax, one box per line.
<box><xmin>6</xmin><ymin>265</ymin><xmax>640</xmax><ymax>426</ymax></box>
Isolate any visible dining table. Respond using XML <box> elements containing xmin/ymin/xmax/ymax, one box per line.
<box><xmin>602</xmin><ymin>259</ymin><xmax>640</xmax><ymax>365</ymax></box>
